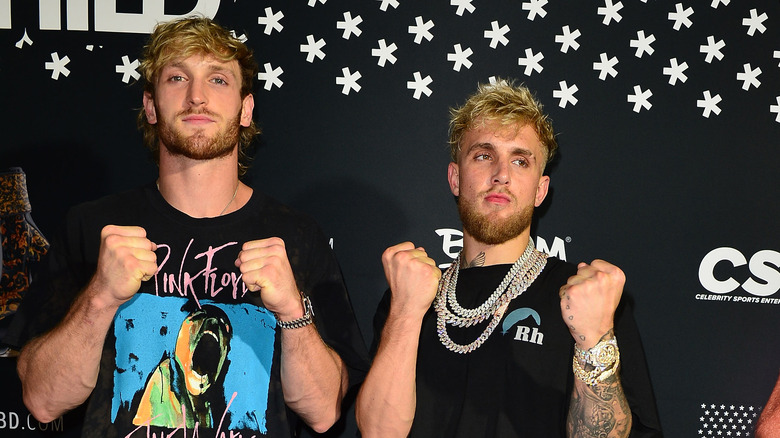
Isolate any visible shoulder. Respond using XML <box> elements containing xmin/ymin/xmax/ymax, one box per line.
<box><xmin>538</xmin><ymin>256</ymin><xmax>577</xmax><ymax>286</ymax></box>
<box><xmin>68</xmin><ymin>185</ymin><xmax>151</xmax><ymax>222</ymax></box>
<box><xmin>251</xmin><ymin>191</ymin><xmax>317</xmax><ymax>223</ymax></box>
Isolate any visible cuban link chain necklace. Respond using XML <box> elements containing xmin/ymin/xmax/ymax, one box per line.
<box><xmin>435</xmin><ymin>239</ymin><xmax>548</xmax><ymax>354</ymax></box>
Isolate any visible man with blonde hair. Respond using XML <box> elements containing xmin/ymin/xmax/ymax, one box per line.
<box><xmin>356</xmin><ymin>79</ymin><xmax>661</xmax><ymax>437</ymax></box>
<box><xmin>14</xmin><ymin>16</ymin><xmax>367</xmax><ymax>437</ymax></box>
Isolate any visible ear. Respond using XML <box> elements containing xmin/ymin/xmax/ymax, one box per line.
<box><xmin>143</xmin><ymin>91</ymin><xmax>157</xmax><ymax>124</ymax></box>
<box><xmin>448</xmin><ymin>162</ymin><xmax>460</xmax><ymax>197</ymax></box>
<box><xmin>534</xmin><ymin>175</ymin><xmax>550</xmax><ymax>207</ymax></box>
<box><xmin>240</xmin><ymin>94</ymin><xmax>255</xmax><ymax>128</ymax></box>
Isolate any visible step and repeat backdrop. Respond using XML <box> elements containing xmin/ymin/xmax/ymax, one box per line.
<box><xmin>1</xmin><ymin>1</ymin><xmax>778</xmax><ymax>437</ymax></box>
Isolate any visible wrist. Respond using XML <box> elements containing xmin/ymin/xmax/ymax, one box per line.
<box><xmin>275</xmin><ymin>292</ymin><xmax>314</xmax><ymax>330</ymax></box>
<box><xmin>572</xmin><ymin>335</ymin><xmax>620</xmax><ymax>387</ymax></box>
<box><xmin>273</xmin><ymin>295</ymin><xmax>305</xmax><ymax>321</ymax></box>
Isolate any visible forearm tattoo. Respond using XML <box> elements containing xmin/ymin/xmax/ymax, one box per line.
<box><xmin>567</xmin><ymin>333</ymin><xmax>632</xmax><ymax>437</ymax></box>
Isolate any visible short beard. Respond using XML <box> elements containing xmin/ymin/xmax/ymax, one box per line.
<box><xmin>458</xmin><ymin>197</ymin><xmax>534</xmax><ymax>245</ymax></box>
<box><xmin>157</xmin><ymin>108</ymin><xmax>241</xmax><ymax>161</ymax></box>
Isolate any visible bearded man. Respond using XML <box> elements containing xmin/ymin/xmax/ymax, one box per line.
<box><xmin>356</xmin><ymin>80</ymin><xmax>662</xmax><ymax>437</ymax></box>
<box><xmin>13</xmin><ymin>17</ymin><xmax>367</xmax><ymax>438</ymax></box>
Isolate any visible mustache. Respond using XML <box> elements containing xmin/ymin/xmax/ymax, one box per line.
<box><xmin>177</xmin><ymin>108</ymin><xmax>219</xmax><ymax>118</ymax></box>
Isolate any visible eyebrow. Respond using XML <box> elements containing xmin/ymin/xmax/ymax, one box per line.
<box><xmin>465</xmin><ymin>142</ymin><xmax>537</xmax><ymax>159</ymax></box>
<box><xmin>164</xmin><ymin>61</ymin><xmax>238</xmax><ymax>80</ymax></box>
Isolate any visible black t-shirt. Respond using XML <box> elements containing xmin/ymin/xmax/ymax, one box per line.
<box><xmin>9</xmin><ymin>183</ymin><xmax>369</xmax><ymax>438</ymax></box>
<box><xmin>372</xmin><ymin>257</ymin><xmax>663</xmax><ymax>437</ymax></box>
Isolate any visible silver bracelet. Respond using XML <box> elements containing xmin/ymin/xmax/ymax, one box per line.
<box><xmin>275</xmin><ymin>293</ymin><xmax>314</xmax><ymax>330</ymax></box>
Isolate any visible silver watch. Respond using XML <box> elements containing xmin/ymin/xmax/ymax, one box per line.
<box><xmin>275</xmin><ymin>293</ymin><xmax>314</xmax><ymax>330</ymax></box>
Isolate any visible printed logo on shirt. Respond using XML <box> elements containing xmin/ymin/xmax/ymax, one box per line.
<box><xmin>111</xmin><ymin>289</ymin><xmax>277</xmax><ymax>436</ymax></box>
<box><xmin>502</xmin><ymin>307</ymin><xmax>544</xmax><ymax>345</ymax></box>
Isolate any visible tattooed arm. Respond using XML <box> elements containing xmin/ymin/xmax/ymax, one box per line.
<box><xmin>559</xmin><ymin>260</ymin><xmax>632</xmax><ymax>437</ymax></box>
<box><xmin>566</xmin><ymin>332</ymin><xmax>632</xmax><ymax>437</ymax></box>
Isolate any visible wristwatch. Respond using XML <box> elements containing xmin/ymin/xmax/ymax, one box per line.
<box><xmin>275</xmin><ymin>292</ymin><xmax>315</xmax><ymax>330</ymax></box>
<box><xmin>580</xmin><ymin>337</ymin><xmax>619</xmax><ymax>370</ymax></box>
<box><xmin>573</xmin><ymin>336</ymin><xmax>620</xmax><ymax>386</ymax></box>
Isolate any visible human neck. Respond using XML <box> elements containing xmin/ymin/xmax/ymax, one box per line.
<box><xmin>461</xmin><ymin>232</ymin><xmax>532</xmax><ymax>266</ymax></box>
<box><xmin>157</xmin><ymin>154</ymin><xmax>248</xmax><ymax>218</ymax></box>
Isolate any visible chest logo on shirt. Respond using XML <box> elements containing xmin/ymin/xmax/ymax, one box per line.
<box><xmin>501</xmin><ymin>307</ymin><xmax>544</xmax><ymax>345</ymax></box>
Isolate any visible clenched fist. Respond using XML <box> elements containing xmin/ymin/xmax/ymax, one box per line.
<box><xmin>382</xmin><ymin>242</ymin><xmax>442</xmax><ymax>318</ymax></box>
<box><xmin>92</xmin><ymin>225</ymin><xmax>158</xmax><ymax>305</ymax></box>
<box><xmin>235</xmin><ymin>237</ymin><xmax>302</xmax><ymax>321</ymax></box>
<box><xmin>559</xmin><ymin>259</ymin><xmax>625</xmax><ymax>349</ymax></box>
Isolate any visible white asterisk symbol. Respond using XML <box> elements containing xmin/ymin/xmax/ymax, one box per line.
<box><xmin>447</xmin><ymin>44</ymin><xmax>473</xmax><ymax>71</ymax></box>
<box><xmin>669</xmin><ymin>3</ymin><xmax>694</xmax><ymax>31</ymax></box>
<box><xmin>115</xmin><ymin>55</ymin><xmax>140</xmax><ymax>83</ymax></box>
<box><xmin>711</xmin><ymin>0</ymin><xmax>729</xmax><ymax>7</ymax></box>
<box><xmin>407</xmin><ymin>72</ymin><xmax>433</xmax><ymax>99</ymax></box>
<box><xmin>300</xmin><ymin>35</ymin><xmax>326</xmax><ymax>63</ymax></box>
<box><xmin>736</xmin><ymin>63</ymin><xmax>761</xmax><ymax>90</ymax></box>
<box><xmin>257</xmin><ymin>7</ymin><xmax>284</xmax><ymax>35</ymax></box>
<box><xmin>553</xmin><ymin>81</ymin><xmax>578</xmax><ymax>108</ymax></box>
<box><xmin>451</xmin><ymin>0</ymin><xmax>475</xmax><ymax>16</ymax></box>
<box><xmin>630</xmin><ymin>30</ymin><xmax>655</xmax><ymax>57</ymax></box>
<box><xmin>700</xmin><ymin>36</ymin><xmax>725</xmax><ymax>63</ymax></box>
<box><xmin>15</xmin><ymin>29</ymin><xmax>33</xmax><ymax>48</ymax></box>
<box><xmin>377</xmin><ymin>0</ymin><xmax>399</xmax><ymax>11</ymax></box>
<box><xmin>45</xmin><ymin>52</ymin><xmax>70</xmax><ymax>80</ymax></box>
<box><xmin>597</xmin><ymin>0</ymin><xmax>623</xmax><ymax>25</ymax></box>
<box><xmin>337</xmin><ymin>11</ymin><xmax>363</xmax><ymax>39</ymax></box>
<box><xmin>484</xmin><ymin>21</ymin><xmax>510</xmax><ymax>49</ymax></box>
<box><xmin>336</xmin><ymin>67</ymin><xmax>361</xmax><ymax>95</ymax></box>
<box><xmin>663</xmin><ymin>58</ymin><xmax>688</xmax><ymax>85</ymax></box>
<box><xmin>697</xmin><ymin>90</ymin><xmax>722</xmax><ymax>117</ymax></box>
<box><xmin>593</xmin><ymin>53</ymin><xmax>618</xmax><ymax>80</ymax></box>
<box><xmin>555</xmin><ymin>25</ymin><xmax>580</xmax><ymax>53</ymax></box>
<box><xmin>627</xmin><ymin>85</ymin><xmax>652</xmax><ymax>112</ymax></box>
<box><xmin>308</xmin><ymin>0</ymin><xmax>326</xmax><ymax>6</ymax></box>
<box><xmin>257</xmin><ymin>63</ymin><xmax>284</xmax><ymax>90</ymax></box>
<box><xmin>742</xmin><ymin>9</ymin><xmax>767</xmax><ymax>36</ymax></box>
<box><xmin>770</xmin><ymin>97</ymin><xmax>780</xmax><ymax>122</ymax></box>
<box><xmin>409</xmin><ymin>16</ymin><xmax>435</xmax><ymax>44</ymax></box>
<box><xmin>523</xmin><ymin>0</ymin><xmax>548</xmax><ymax>21</ymax></box>
<box><xmin>518</xmin><ymin>48</ymin><xmax>544</xmax><ymax>76</ymax></box>
<box><xmin>372</xmin><ymin>39</ymin><xmax>398</xmax><ymax>67</ymax></box>
<box><xmin>229</xmin><ymin>30</ymin><xmax>248</xmax><ymax>43</ymax></box>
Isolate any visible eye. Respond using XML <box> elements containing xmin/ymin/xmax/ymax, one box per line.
<box><xmin>512</xmin><ymin>157</ymin><xmax>529</xmax><ymax>167</ymax></box>
<box><xmin>211</xmin><ymin>77</ymin><xmax>228</xmax><ymax>86</ymax></box>
<box><xmin>474</xmin><ymin>153</ymin><xmax>492</xmax><ymax>161</ymax></box>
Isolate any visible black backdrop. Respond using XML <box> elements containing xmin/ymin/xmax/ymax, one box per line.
<box><xmin>1</xmin><ymin>1</ymin><xmax>779</xmax><ymax>437</ymax></box>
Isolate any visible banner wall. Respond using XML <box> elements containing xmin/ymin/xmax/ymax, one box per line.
<box><xmin>1</xmin><ymin>1</ymin><xmax>778</xmax><ymax>436</ymax></box>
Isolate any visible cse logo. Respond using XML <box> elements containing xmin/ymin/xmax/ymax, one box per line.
<box><xmin>698</xmin><ymin>248</ymin><xmax>780</xmax><ymax>296</ymax></box>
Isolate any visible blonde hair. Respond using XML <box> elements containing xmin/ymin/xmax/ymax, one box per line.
<box><xmin>136</xmin><ymin>16</ymin><xmax>259</xmax><ymax>176</ymax></box>
<box><xmin>448</xmin><ymin>79</ymin><xmax>557</xmax><ymax>169</ymax></box>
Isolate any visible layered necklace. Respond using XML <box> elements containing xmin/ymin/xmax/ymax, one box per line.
<box><xmin>435</xmin><ymin>240</ymin><xmax>548</xmax><ymax>354</ymax></box>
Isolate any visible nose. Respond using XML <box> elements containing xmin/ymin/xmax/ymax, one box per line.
<box><xmin>187</xmin><ymin>81</ymin><xmax>207</xmax><ymax>107</ymax></box>
<box><xmin>492</xmin><ymin>159</ymin><xmax>510</xmax><ymax>185</ymax></box>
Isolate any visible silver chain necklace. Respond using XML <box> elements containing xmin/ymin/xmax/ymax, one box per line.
<box><xmin>435</xmin><ymin>240</ymin><xmax>548</xmax><ymax>354</ymax></box>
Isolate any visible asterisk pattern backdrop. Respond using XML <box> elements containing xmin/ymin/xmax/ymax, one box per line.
<box><xmin>1</xmin><ymin>1</ymin><xmax>779</xmax><ymax>437</ymax></box>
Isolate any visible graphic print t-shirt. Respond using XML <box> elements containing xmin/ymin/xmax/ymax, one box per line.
<box><xmin>21</xmin><ymin>184</ymin><xmax>367</xmax><ymax>438</ymax></box>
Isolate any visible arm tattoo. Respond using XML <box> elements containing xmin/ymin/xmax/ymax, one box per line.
<box><xmin>567</xmin><ymin>332</ymin><xmax>632</xmax><ymax>437</ymax></box>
